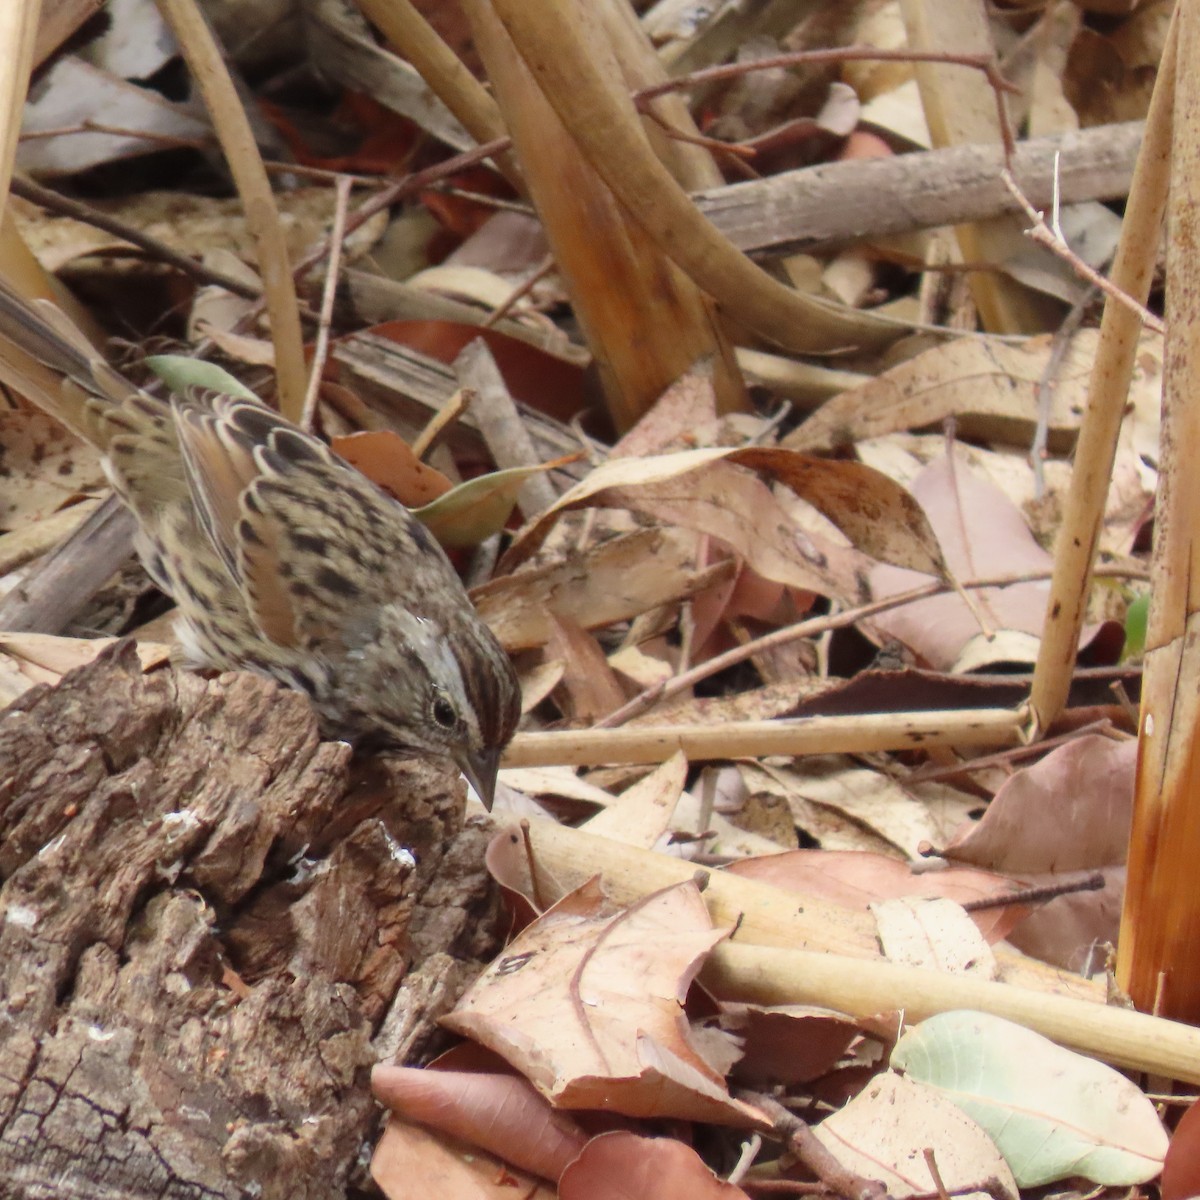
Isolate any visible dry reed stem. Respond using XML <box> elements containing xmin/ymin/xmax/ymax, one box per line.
<box><xmin>1118</xmin><ymin>0</ymin><xmax>1200</xmax><ymax>1022</ymax></box>
<box><xmin>1029</xmin><ymin>9</ymin><xmax>1176</xmax><ymax>736</ymax></box>
<box><xmin>154</xmin><ymin>0</ymin><xmax>308</xmax><ymax>420</ymax></box>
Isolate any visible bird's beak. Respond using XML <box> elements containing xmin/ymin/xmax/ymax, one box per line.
<box><xmin>460</xmin><ymin>746</ymin><xmax>502</xmax><ymax>810</ymax></box>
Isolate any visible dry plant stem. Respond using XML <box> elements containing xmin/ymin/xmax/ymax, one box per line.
<box><xmin>504</xmin><ymin>707</ymin><xmax>1024</xmax><ymax>769</ymax></box>
<box><xmin>488</xmin><ymin>0</ymin><xmax>900</xmax><ymax>356</ymax></box>
<box><xmin>1119</xmin><ymin>0</ymin><xmax>1200</xmax><ymax>1022</ymax></box>
<box><xmin>959</xmin><ymin>872</ymin><xmax>1105</xmax><ymax>913</ymax></box>
<box><xmin>453</xmin><ymin>338</ymin><xmax>557</xmax><ymax>515</ymax></box>
<box><xmin>703</xmin><ymin>942</ymin><xmax>1200</xmax><ymax>1086</ymax></box>
<box><xmin>352</xmin><ymin>0</ymin><xmax>522</xmax><ymax>189</ymax></box>
<box><xmin>910</xmin><ymin>717</ymin><xmax>1116</xmax><ymax>783</ymax></box>
<box><xmin>740</xmin><ymin>1089</ymin><xmax>886</xmax><ymax>1200</ymax></box>
<box><xmin>725</xmin><ymin>1133</ymin><xmax>763</xmax><ymax>1188</ymax></box>
<box><xmin>0</xmin><ymin>3</ymin><xmax>41</xmax><ymax>211</ymax></box>
<box><xmin>465</xmin><ymin>0</ymin><xmax>745</xmax><ymax>429</ymax></box>
<box><xmin>1029</xmin><ymin>6</ymin><xmax>1177</xmax><ymax>739</ymax></box>
<box><xmin>411</xmin><ymin>386</ymin><xmax>473</xmax><ymax>460</ymax></box>
<box><xmin>1001</xmin><ymin>170</ymin><xmax>1165</xmax><ymax>335</ymax></box>
<box><xmin>480</xmin><ymin>256</ymin><xmax>554</xmax><ymax>329</ymax></box>
<box><xmin>219</xmin><ymin>136</ymin><xmax>512</xmax><ymax>354</ymax></box>
<box><xmin>9</xmin><ymin>176</ymin><xmax>264</xmax><ymax>301</ymax></box>
<box><xmin>1031</xmin><ymin>287</ymin><xmax>1095</xmax><ymax>499</ymax></box>
<box><xmin>705</xmin><ymin>121</ymin><xmax>1141</xmax><ymax>259</ymax></box>
<box><xmin>901</xmin><ymin>0</ymin><xmax>1058</xmax><ymax>336</ymax></box>
<box><xmin>594</xmin><ymin>0</ymin><xmax>723</xmax><ymax>191</ymax></box>
<box><xmin>516</xmin><ymin>818</ymin><xmax>1090</xmax><ymax>992</ymax></box>
<box><xmin>922</xmin><ymin>1149</ymin><xmax>951</xmax><ymax>1200</ymax></box>
<box><xmin>0</xmin><ymin>497</ymin><xmax>133</xmax><ymax>633</ymax></box>
<box><xmin>153</xmin><ymin>0</ymin><xmax>308</xmax><ymax>422</ymax></box>
<box><xmin>597</xmin><ymin>564</ymin><xmax>1146</xmax><ymax>730</ymax></box>
<box><xmin>300</xmin><ymin>174</ymin><xmax>352</xmax><ymax>430</ymax></box>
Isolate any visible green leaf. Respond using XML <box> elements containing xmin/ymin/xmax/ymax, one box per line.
<box><xmin>892</xmin><ymin>1010</ymin><xmax>1166</xmax><ymax>1186</ymax></box>
<box><xmin>413</xmin><ymin>464</ymin><xmax>548</xmax><ymax>548</ymax></box>
<box><xmin>145</xmin><ymin>355</ymin><xmax>262</xmax><ymax>401</ymax></box>
<box><xmin>1123</xmin><ymin>593</ymin><xmax>1149</xmax><ymax>661</ymax></box>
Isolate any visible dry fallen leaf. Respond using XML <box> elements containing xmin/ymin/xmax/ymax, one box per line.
<box><xmin>473</xmin><ymin>528</ymin><xmax>734</xmax><ymax>652</ymax></box>
<box><xmin>0</xmin><ymin>411</ymin><xmax>103</xmax><ymax>527</ymax></box>
<box><xmin>559</xmin><ymin>1131</ymin><xmax>752</xmax><ymax>1200</ymax></box>
<box><xmin>944</xmin><ymin>734</ymin><xmax>1135</xmax><ymax>971</ymax></box>
<box><xmin>815</xmin><ymin>1071</ymin><xmax>1018</xmax><ymax>1200</ymax></box>
<box><xmin>583</xmin><ymin>751</ymin><xmax>688</xmax><ymax>848</ymax></box>
<box><xmin>786</xmin><ymin>329</ymin><xmax>1163</xmax><ymax>455</ymax></box>
<box><xmin>371</xmin><ymin>1062</ymin><xmax>588</xmax><ymax>1183</ymax></box>
<box><xmin>443</xmin><ymin>877</ymin><xmax>760</xmax><ymax>1125</ymax></box>
<box><xmin>866</xmin><ymin>451</ymin><xmax>1098</xmax><ymax>671</ymax></box>
<box><xmin>501</xmin><ymin>444</ymin><xmax>947</xmax><ymax>587</ymax></box>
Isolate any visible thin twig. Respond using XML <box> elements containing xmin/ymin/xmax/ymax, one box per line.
<box><xmin>737</xmin><ymin>1089</ymin><xmax>888</xmax><ymax>1200</ymax></box>
<box><xmin>959</xmin><ymin>872</ymin><xmax>1105</xmax><ymax>913</ymax></box>
<box><xmin>481</xmin><ymin>256</ymin><xmax>556</xmax><ymax>329</ymax></box>
<box><xmin>10</xmin><ymin>175</ymin><xmax>265</xmax><ymax>301</ymax></box>
<box><xmin>1002</xmin><ymin>169</ymin><xmax>1165</xmax><ymax>334</ymax></box>
<box><xmin>633</xmin><ymin>46</ymin><xmax>1019</xmax><ymax>159</ymax></box>
<box><xmin>301</xmin><ymin>174</ymin><xmax>352</xmax><ymax>430</ymax></box>
<box><xmin>595</xmin><ymin>564</ymin><xmax>1148</xmax><ymax>730</ymax></box>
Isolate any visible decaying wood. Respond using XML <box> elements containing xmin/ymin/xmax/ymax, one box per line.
<box><xmin>0</xmin><ymin>642</ymin><xmax>499</xmax><ymax>1199</ymax></box>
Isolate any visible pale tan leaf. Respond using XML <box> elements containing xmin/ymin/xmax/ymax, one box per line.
<box><xmin>786</xmin><ymin>330</ymin><xmax>1163</xmax><ymax>455</ymax></box>
<box><xmin>872</xmin><ymin>896</ymin><xmax>998</xmax><ymax>978</ymax></box>
<box><xmin>502</xmin><ymin>445</ymin><xmax>946</xmax><ymax>585</ymax></box>
<box><xmin>443</xmin><ymin>878</ymin><xmax>757</xmax><ymax>1124</ymax></box>
<box><xmin>814</xmin><ymin>1073</ymin><xmax>1017</xmax><ymax>1200</ymax></box>
<box><xmin>584</xmin><ymin>751</ymin><xmax>687</xmax><ymax>847</ymax></box>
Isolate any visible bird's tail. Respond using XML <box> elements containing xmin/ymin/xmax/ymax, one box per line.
<box><xmin>0</xmin><ymin>274</ymin><xmax>134</xmax><ymax>450</ymax></box>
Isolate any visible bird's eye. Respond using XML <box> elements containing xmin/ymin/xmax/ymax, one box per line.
<box><xmin>432</xmin><ymin>696</ymin><xmax>457</xmax><ymax>728</ymax></box>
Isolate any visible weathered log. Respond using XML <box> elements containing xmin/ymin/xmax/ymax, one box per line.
<box><xmin>0</xmin><ymin>641</ymin><xmax>497</xmax><ymax>1199</ymax></box>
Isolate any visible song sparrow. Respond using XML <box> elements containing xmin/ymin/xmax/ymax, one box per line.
<box><xmin>0</xmin><ymin>278</ymin><xmax>520</xmax><ymax>807</ymax></box>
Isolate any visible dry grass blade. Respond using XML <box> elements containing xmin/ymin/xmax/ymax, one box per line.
<box><xmin>154</xmin><ymin>0</ymin><xmax>307</xmax><ymax>420</ymax></box>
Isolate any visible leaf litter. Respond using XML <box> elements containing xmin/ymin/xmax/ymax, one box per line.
<box><xmin>2</xmin><ymin>2</ymin><xmax>1176</xmax><ymax>1198</ymax></box>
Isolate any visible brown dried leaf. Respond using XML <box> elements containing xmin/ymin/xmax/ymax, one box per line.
<box><xmin>371</xmin><ymin>1118</ymin><xmax>555</xmax><ymax>1200</ymax></box>
<box><xmin>331</xmin><ymin>429</ymin><xmax>453</xmax><ymax>507</ymax></box>
<box><xmin>559</xmin><ymin>1131</ymin><xmax>752</xmax><ymax>1200</ymax></box>
<box><xmin>546</xmin><ymin>614</ymin><xmax>626</xmax><ymax>723</ymax></box>
<box><xmin>727</xmin><ymin>848</ymin><xmax>1029</xmax><ymax>944</ymax></box>
<box><xmin>443</xmin><ymin>878</ymin><xmax>759</xmax><ymax>1125</ymax></box>
<box><xmin>786</xmin><ymin>330</ymin><xmax>1163</xmax><ymax>454</ymax></box>
<box><xmin>371</xmin><ymin>1064</ymin><xmax>588</xmax><ymax>1183</ymax></box>
<box><xmin>944</xmin><ymin>735</ymin><xmax>1134</xmax><ymax>971</ymax></box>
<box><xmin>473</xmin><ymin>528</ymin><xmax>735</xmax><ymax>652</ymax></box>
<box><xmin>501</xmin><ymin>445</ymin><xmax>946</xmax><ymax>587</ymax></box>
<box><xmin>866</xmin><ymin>452</ymin><xmax>1060</xmax><ymax>670</ymax></box>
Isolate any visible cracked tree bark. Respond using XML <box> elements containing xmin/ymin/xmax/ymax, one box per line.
<box><xmin>0</xmin><ymin>641</ymin><xmax>500</xmax><ymax>1199</ymax></box>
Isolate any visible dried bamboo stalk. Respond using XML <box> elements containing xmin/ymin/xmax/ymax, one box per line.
<box><xmin>504</xmin><ymin>707</ymin><xmax>1024</xmax><ymax>767</ymax></box>
<box><xmin>1029</xmin><ymin>9</ymin><xmax>1176</xmax><ymax>734</ymax></box>
<box><xmin>1118</xmin><ymin>0</ymin><xmax>1200</xmax><ymax>1022</ymax></box>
